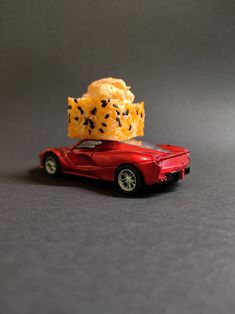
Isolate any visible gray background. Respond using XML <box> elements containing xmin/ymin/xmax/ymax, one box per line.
<box><xmin>1</xmin><ymin>1</ymin><xmax>235</xmax><ymax>313</ymax></box>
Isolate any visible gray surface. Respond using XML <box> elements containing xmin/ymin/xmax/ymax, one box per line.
<box><xmin>1</xmin><ymin>0</ymin><xmax>235</xmax><ymax>313</ymax></box>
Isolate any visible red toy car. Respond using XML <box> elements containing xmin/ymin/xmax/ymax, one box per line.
<box><xmin>39</xmin><ymin>139</ymin><xmax>190</xmax><ymax>194</ymax></box>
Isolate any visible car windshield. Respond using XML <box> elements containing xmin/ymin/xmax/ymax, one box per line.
<box><xmin>122</xmin><ymin>139</ymin><xmax>171</xmax><ymax>152</ymax></box>
<box><xmin>75</xmin><ymin>140</ymin><xmax>102</xmax><ymax>149</ymax></box>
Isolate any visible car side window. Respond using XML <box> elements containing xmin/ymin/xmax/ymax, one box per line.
<box><xmin>75</xmin><ymin>140</ymin><xmax>102</xmax><ymax>149</ymax></box>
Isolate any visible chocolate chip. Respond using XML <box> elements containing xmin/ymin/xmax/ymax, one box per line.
<box><xmin>78</xmin><ymin>106</ymin><xmax>84</xmax><ymax>114</ymax></box>
<box><xmin>123</xmin><ymin>109</ymin><xmax>129</xmax><ymax>116</ymax></box>
<box><xmin>74</xmin><ymin>98</ymin><xmax>77</xmax><ymax>103</ymax></box>
<box><xmin>136</xmin><ymin>109</ymin><xmax>139</xmax><ymax>115</ymax></box>
<box><xmin>115</xmin><ymin>110</ymin><xmax>120</xmax><ymax>115</ymax></box>
<box><xmin>129</xmin><ymin>124</ymin><xmax>132</xmax><ymax>130</ymax></box>
<box><xmin>102</xmin><ymin>122</ymin><xmax>107</xmax><ymax>127</ymax></box>
<box><xmin>105</xmin><ymin>114</ymin><xmax>109</xmax><ymax>119</ymax></box>
<box><xmin>108</xmin><ymin>98</ymin><xmax>110</xmax><ymax>102</ymax></box>
<box><xmin>75</xmin><ymin>117</ymin><xmax>79</xmax><ymax>121</ymax></box>
<box><xmin>68</xmin><ymin>105</ymin><xmax>72</xmax><ymax>110</ymax></box>
<box><xmin>89</xmin><ymin>129</ymin><xmax>91</xmax><ymax>134</ymax></box>
<box><xmin>113</xmin><ymin>104</ymin><xmax>118</xmax><ymax>108</ymax></box>
<box><xmin>89</xmin><ymin>120</ymin><xmax>95</xmax><ymax>129</ymax></box>
<box><xmin>83</xmin><ymin>117</ymin><xmax>89</xmax><ymax>126</ymax></box>
<box><xmin>99</xmin><ymin>128</ymin><xmax>104</xmax><ymax>133</ymax></box>
<box><xmin>101</xmin><ymin>99</ymin><xmax>107</xmax><ymax>107</ymax></box>
<box><xmin>116</xmin><ymin>117</ymin><xmax>122</xmax><ymax>127</ymax></box>
<box><xmin>68</xmin><ymin>113</ymin><xmax>71</xmax><ymax>123</ymax></box>
<box><xmin>90</xmin><ymin>107</ymin><xmax>97</xmax><ymax>115</ymax></box>
<box><xmin>141</xmin><ymin>112</ymin><xmax>143</xmax><ymax>118</ymax></box>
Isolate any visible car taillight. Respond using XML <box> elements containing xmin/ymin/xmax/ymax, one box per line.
<box><xmin>154</xmin><ymin>155</ymin><xmax>161</xmax><ymax>164</ymax></box>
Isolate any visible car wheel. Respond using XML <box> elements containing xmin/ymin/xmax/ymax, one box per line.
<box><xmin>115</xmin><ymin>165</ymin><xmax>144</xmax><ymax>195</ymax></box>
<box><xmin>44</xmin><ymin>153</ymin><xmax>60</xmax><ymax>176</ymax></box>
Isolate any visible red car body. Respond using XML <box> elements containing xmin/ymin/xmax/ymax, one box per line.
<box><xmin>39</xmin><ymin>139</ymin><xmax>190</xmax><ymax>185</ymax></box>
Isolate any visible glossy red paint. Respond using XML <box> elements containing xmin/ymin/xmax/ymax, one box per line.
<box><xmin>39</xmin><ymin>139</ymin><xmax>190</xmax><ymax>185</ymax></box>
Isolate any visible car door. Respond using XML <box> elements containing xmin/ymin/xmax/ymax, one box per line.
<box><xmin>67</xmin><ymin>140</ymin><xmax>102</xmax><ymax>176</ymax></box>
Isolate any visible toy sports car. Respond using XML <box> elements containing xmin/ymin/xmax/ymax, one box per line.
<box><xmin>39</xmin><ymin>139</ymin><xmax>190</xmax><ymax>194</ymax></box>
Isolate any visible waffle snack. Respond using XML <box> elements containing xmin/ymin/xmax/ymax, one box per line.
<box><xmin>68</xmin><ymin>78</ymin><xmax>145</xmax><ymax>141</ymax></box>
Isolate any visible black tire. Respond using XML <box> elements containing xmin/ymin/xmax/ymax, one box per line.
<box><xmin>115</xmin><ymin>165</ymin><xmax>144</xmax><ymax>195</ymax></box>
<box><xmin>43</xmin><ymin>153</ymin><xmax>60</xmax><ymax>177</ymax></box>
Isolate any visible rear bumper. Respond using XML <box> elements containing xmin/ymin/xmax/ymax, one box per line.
<box><xmin>185</xmin><ymin>166</ymin><xmax>190</xmax><ymax>175</ymax></box>
<box><xmin>139</xmin><ymin>161</ymin><xmax>190</xmax><ymax>185</ymax></box>
<box><xmin>166</xmin><ymin>166</ymin><xmax>190</xmax><ymax>182</ymax></box>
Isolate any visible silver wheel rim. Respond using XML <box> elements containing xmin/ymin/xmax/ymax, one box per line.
<box><xmin>118</xmin><ymin>169</ymin><xmax>137</xmax><ymax>192</ymax></box>
<box><xmin>45</xmin><ymin>156</ymin><xmax>57</xmax><ymax>174</ymax></box>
